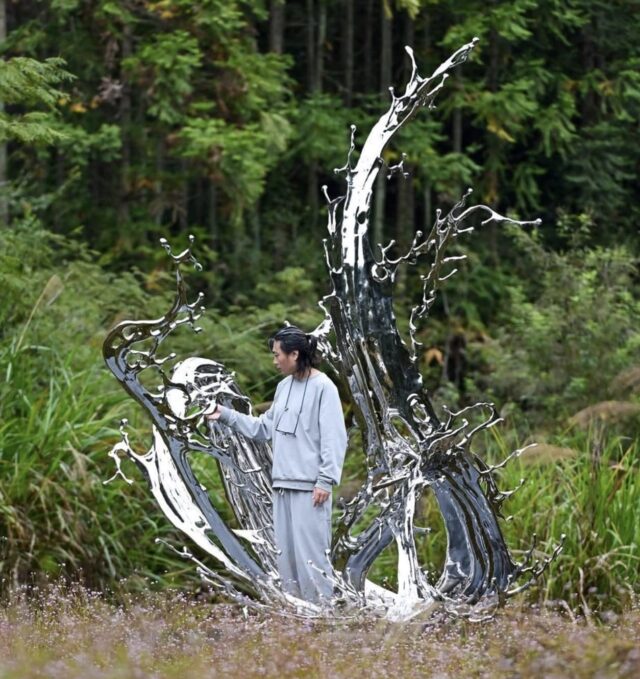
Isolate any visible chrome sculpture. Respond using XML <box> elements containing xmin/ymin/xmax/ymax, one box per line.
<box><xmin>103</xmin><ymin>39</ymin><xmax>562</xmax><ymax>619</ymax></box>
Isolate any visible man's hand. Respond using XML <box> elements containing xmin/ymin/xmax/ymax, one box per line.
<box><xmin>205</xmin><ymin>404</ymin><xmax>221</xmax><ymax>421</ymax></box>
<box><xmin>313</xmin><ymin>487</ymin><xmax>330</xmax><ymax>506</ymax></box>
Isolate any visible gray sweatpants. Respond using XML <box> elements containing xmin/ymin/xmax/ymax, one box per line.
<box><xmin>272</xmin><ymin>488</ymin><xmax>333</xmax><ymax>604</ymax></box>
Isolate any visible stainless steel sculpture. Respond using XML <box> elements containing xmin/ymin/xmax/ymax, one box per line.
<box><xmin>103</xmin><ymin>39</ymin><xmax>561</xmax><ymax>619</ymax></box>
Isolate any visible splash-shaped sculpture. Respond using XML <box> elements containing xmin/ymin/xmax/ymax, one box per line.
<box><xmin>103</xmin><ymin>40</ymin><xmax>562</xmax><ymax>619</ymax></box>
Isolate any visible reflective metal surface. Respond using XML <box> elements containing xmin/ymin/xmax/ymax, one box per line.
<box><xmin>103</xmin><ymin>40</ymin><xmax>562</xmax><ymax>619</ymax></box>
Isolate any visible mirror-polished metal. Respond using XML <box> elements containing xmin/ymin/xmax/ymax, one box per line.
<box><xmin>103</xmin><ymin>40</ymin><xmax>562</xmax><ymax>620</ymax></box>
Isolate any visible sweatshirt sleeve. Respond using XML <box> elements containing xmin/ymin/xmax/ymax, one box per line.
<box><xmin>217</xmin><ymin>401</ymin><xmax>275</xmax><ymax>442</ymax></box>
<box><xmin>315</xmin><ymin>381</ymin><xmax>348</xmax><ymax>492</ymax></box>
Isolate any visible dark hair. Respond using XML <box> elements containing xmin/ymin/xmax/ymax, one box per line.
<box><xmin>268</xmin><ymin>325</ymin><xmax>320</xmax><ymax>374</ymax></box>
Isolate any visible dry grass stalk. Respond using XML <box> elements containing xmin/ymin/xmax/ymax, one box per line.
<box><xmin>520</xmin><ymin>444</ymin><xmax>578</xmax><ymax>464</ymax></box>
<box><xmin>610</xmin><ymin>366</ymin><xmax>640</xmax><ymax>395</ymax></box>
<box><xmin>568</xmin><ymin>401</ymin><xmax>640</xmax><ymax>429</ymax></box>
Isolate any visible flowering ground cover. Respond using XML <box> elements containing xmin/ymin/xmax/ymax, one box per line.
<box><xmin>0</xmin><ymin>586</ymin><xmax>638</xmax><ymax>678</ymax></box>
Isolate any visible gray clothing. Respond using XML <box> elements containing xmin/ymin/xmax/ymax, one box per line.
<box><xmin>217</xmin><ymin>371</ymin><xmax>346</xmax><ymax>604</ymax></box>
<box><xmin>272</xmin><ymin>488</ymin><xmax>333</xmax><ymax>603</ymax></box>
<box><xmin>217</xmin><ymin>372</ymin><xmax>347</xmax><ymax>492</ymax></box>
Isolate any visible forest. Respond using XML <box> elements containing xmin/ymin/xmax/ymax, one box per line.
<box><xmin>1</xmin><ymin>1</ymin><xmax>639</xmax><ymax>675</ymax></box>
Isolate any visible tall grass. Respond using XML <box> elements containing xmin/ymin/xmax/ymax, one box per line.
<box><xmin>0</xmin><ymin>232</ymin><xmax>196</xmax><ymax>592</ymax></box>
<box><xmin>497</xmin><ymin>430</ymin><xmax>639</xmax><ymax>615</ymax></box>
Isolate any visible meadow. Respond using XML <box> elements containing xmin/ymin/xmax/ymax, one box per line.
<box><xmin>0</xmin><ymin>584</ymin><xmax>638</xmax><ymax>679</ymax></box>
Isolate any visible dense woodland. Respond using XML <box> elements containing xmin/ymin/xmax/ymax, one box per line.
<box><xmin>1</xmin><ymin>1</ymin><xmax>639</xmax><ymax>611</ymax></box>
<box><xmin>3</xmin><ymin>1</ymin><xmax>640</xmax><ymax>269</ymax></box>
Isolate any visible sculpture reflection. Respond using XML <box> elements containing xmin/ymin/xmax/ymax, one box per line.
<box><xmin>103</xmin><ymin>40</ymin><xmax>562</xmax><ymax>619</ymax></box>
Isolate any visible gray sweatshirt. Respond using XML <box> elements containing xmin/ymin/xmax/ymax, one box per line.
<box><xmin>217</xmin><ymin>372</ymin><xmax>347</xmax><ymax>492</ymax></box>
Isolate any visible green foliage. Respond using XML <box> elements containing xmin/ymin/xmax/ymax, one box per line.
<box><xmin>172</xmin><ymin>0</ymin><xmax>258</xmax><ymax>37</ymax></box>
<box><xmin>124</xmin><ymin>31</ymin><xmax>203</xmax><ymax>126</ymax></box>
<box><xmin>0</xmin><ymin>57</ymin><xmax>73</xmax><ymax>108</ymax></box>
<box><xmin>466</xmin><ymin>226</ymin><xmax>640</xmax><ymax>423</ymax></box>
<box><xmin>395</xmin><ymin>117</ymin><xmax>481</xmax><ymax>195</ymax></box>
<box><xmin>0</xmin><ymin>112</ymin><xmax>64</xmax><ymax>145</ymax></box>
<box><xmin>220</xmin><ymin>49</ymin><xmax>294</xmax><ymax>118</ymax></box>
<box><xmin>178</xmin><ymin>117</ymin><xmax>289</xmax><ymax>214</ymax></box>
<box><xmin>434</xmin><ymin>0</ymin><xmax>640</xmax><ymax>226</ymax></box>
<box><xmin>564</xmin><ymin>121</ymin><xmax>638</xmax><ymax>220</ymax></box>
<box><xmin>0</xmin><ymin>56</ymin><xmax>74</xmax><ymax>144</ymax></box>
<box><xmin>342</xmin><ymin>421</ymin><xmax>640</xmax><ymax>613</ymax></box>
<box><xmin>6</xmin><ymin>0</ymin><xmax>640</xmax><ymax>279</ymax></box>
<box><xmin>289</xmin><ymin>94</ymin><xmax>358</xmax><ymax>169</ymax></box>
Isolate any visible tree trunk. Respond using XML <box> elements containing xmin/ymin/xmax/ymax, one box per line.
<box><xmin>307</xmin><ymin>160</ymin><xmax>319</xmax><ymax>230</ymax></box>
<box><xmin>453</xmin><ymin>72</ymin><xmax>463</xmax><ymax>155</ymax></box>
<box><xmin>424</xmin><ymin>182</ymin><xmax>432</xmax><ymax>230</ymax></box>
<box><xmin>0</xmin><ymin>0</ymin><xmax>8</xmax><ymax>226</ymax></box>
<box><xmin>118</xmin><ymin>23</ymin><xmax>133</xmax><ymax>227</ymax></box>
<box><xmin>581</xmin><ymin>22</ymin><xmax>597</xmax><ymax>124</ymax></box>
<box><xmin>395</xmin><ymin>173</ymin><xmax>414</xmax><ymax>292</ymax></box>
<box><xmin>395</xmin><ymin>11</ymin><xmax>415</xmax><ymax>292</ymax></box>
<box><xmin>342</xmin><ymin>0</ymin><xmax>354</xmax><ymax>105</ymax></box>
<box><xmin>306</xmin><ymin>0</ymin><xmax>320</xmax><ymax>227</ymax></box>
<box><xmin>251</xmin><ymin>205</ymin><xmax>261</xmax><ymax>263</ymax></box>
<box><xmin>194</xmin><ymin>177</ymin><xmax>204</xmax><ymax>228</ymax></box>
<box><xmin>421</xmin><ymin>9</ymin><xmax>431</xmax><ymax>54</ymax></box>
<box><xmin>208</xmin><ymin>180</ymin><xmax>218</xmax><ymax>248</ymax></box>
<box><xmin>363</xmin><ymin>0</ymin><xmax>374</xmax><ymax>91</ymax></box>
<box><xmin>401</xmin><ymin>9</ymin><xmax>414</xmax><ymax>81</ymax></box>
<box><xmin>269</xmin><ymin>0</ymin><xmax>285</xmax><ymax>54</ymax></box>
<box><xmin>395</xmin><ymin>170</ymin><xmax>415</xmax><ymax>301</ymax></box>
<box><xmin>380</xmin><ymin>1</ymin><xmax>392</xmax><ymax>93</ymax></box>
<box><xmin>154</xmin><ymin>137</ymin><xmax>165</xmax><ymax>225</ymax></box>
<box><xmin>452</xmin><ymin>69</ymin><xmax>463</xmax><ymax>204</ymax></box>
<box><xmin>315</xmin><ymin>0</ymin><xmax>326</xmax><ymax>93</ymax></box>
<box><xmin>179</xmin><ymin>161</ymin><xmax>189</xmax><ymax>232</ymax></box>
<box><xmin>396</xmin><ymin>170</ymin><xmax>414</xmax><ymax>247</ymax></box>
<box><xmin>306</xmin><ymin>0</ymin><xmax>315</xmax><ymax>92</ymax></box>
<box><xmin>421</xmin><ymin>13</ymin><xmax>432</xmax><ymax>233</ymax></box>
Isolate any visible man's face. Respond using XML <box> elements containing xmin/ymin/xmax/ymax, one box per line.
<box><xmin>272</xmin><ymin>340</ymin><xmax>299</xmax><ymax>376</ymax></box>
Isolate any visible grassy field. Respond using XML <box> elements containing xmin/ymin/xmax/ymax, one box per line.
<box><xmin>0</xmin><ymin>586</ymin><xmax>638</xmax><ymax>678</ymax></box>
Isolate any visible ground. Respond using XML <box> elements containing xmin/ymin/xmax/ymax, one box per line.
<box><xmin>0</xmin><ymin>587</ymin><xmax>638</xmax><ymax>678</ymax></box>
